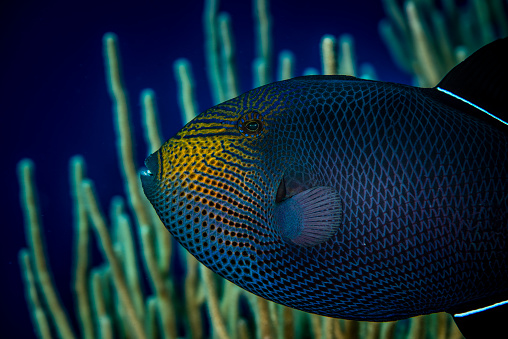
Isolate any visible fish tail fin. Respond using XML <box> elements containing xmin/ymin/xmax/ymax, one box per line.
<box><xmin>433</xmin><ymin>37</ymin><xmax>508</xmax><ymax>131</ymax></box>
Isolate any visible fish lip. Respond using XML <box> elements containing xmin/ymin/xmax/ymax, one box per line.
<box><xmin>140</xmin><ymin>168</ymin><xmax>153</xmax><ymax>177</ymax></box>
<box><xmin>140</xmin><ymin>151</ymin><xmax>161</xmax><ymax>194</ymax></box>
<box><xmin>139</xmin><ymin>167</ymin><xmax>155</xmax><ymax>189</ymax></box>
<box><xmin>143</xmin><ymin>151</ymin><xmax>160</xmax><ymax>177</ymax></box>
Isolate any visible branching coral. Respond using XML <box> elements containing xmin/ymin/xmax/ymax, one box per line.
<box><xmin>380</xmin><ymin>0</ymin><xmax>508</xmax><ymax>86</ymax></box>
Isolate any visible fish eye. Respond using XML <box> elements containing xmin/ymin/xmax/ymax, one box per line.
<box><xmin>237</xmin><ymin>112</ymin><xmax>264</xmax><ymax>137</ymax></box>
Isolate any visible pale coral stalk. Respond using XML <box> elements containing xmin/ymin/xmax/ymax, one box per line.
<box><xmin>18</xmin><ymin>159</ymin><xmax>76</xmax><ymax>339</ymax></box>
<box><xmin>82</xmin><ymin>180</ymin><xmax>146</xmax><ymax>339</ymax></box>
<box><xmin>321</xmin><ymin>35</ymin><xmax>337</xmax><ymax>75</ymax></box>
<box><xmin>19</xmin><ymin>249</ymin><xmax>52</xmax><ymax>339</ymax></box>
<box><xmin>70</xmin><ymin>156</ymin><xmax>94</xmax><ymax>339</ymax></box>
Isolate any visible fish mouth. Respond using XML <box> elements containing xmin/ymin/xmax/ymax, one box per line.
<box><xmin>140</xmin><ymin>167</ymin><xmax>156</xmax><ymax>195</ymax></box>
<box><xmin>140</xmin><ymin>151</ymin><xmax>160</xmax><ymax>196</ymax></box>
<box><xmin>275</xmin><ymin>177</ymin><xmax>286</xmax><ymax>203</ymax></box>
<box><xmin>144</xmin><ymin>151</ymin><xmax>160</xmax><ymax>176</ymax></box>
<box><xmin>140</xmin><ymin>168</ymin><xmax>153</xmax><ymax>177</ymax></box>
<box><xmin>140</xmin><ymin>168</ymin><xmax>153</xmax><ymax>182</ymax></box>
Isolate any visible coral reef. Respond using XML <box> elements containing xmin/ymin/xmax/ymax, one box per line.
<box><xmin>380</xmin><ymin>0</ymin><xmax>508</xmax><ymax>86</ymax></box>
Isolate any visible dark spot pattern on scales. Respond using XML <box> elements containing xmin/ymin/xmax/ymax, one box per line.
<box><xmin>141</xmin><ymin>38</ymin><xmax>508</xmax><ymax>338</ymax></box>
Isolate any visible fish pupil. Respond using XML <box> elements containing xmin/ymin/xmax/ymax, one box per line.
<box><xmin>245</xmin><ymin>120</ymin><xmax>260</xmax><ymax>132</ymax></box>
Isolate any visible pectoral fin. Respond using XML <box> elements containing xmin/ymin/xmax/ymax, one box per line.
<box><xmin>274</xmin><ymin>186</ymin><xmax>342</xmax><ymax>247</ymax></box>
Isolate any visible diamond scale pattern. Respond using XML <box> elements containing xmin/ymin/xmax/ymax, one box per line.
<box><xmin>144</xmin><ymin>75</ymin><xmax>508</xmax><ymax>322</ymax></box>
<box><xmin>239</xmin><ymin>76</ymin><xmax>508</xmax><ymax>320</ymax></box>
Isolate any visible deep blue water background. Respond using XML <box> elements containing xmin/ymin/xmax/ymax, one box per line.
<box><xmin>1</xmin><ymin>0</ymin><xmax>410</xmax><ymax>337</ymax></box>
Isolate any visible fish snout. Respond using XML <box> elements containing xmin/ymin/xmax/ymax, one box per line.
<box><xmin>140</xmin><ymin>150</ymin><xmax>162</xmax><ymax>200</ymax></box>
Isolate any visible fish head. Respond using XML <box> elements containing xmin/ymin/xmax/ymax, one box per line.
<box><xmin>140</xmin><ymin>83</ymin><xmax>296</xmax><ymax>285</ymax></box>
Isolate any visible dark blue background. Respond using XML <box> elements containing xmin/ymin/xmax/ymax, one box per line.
<box><xmin>1</xmin><ymin>0</ymin><xmax>409</xmax><ymax>337</ymax></box>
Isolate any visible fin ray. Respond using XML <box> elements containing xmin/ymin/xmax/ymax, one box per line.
<box><xmin>436</xmin><ymin>37</ymin><xmax>508</xmax><ymax>129</ymax></box>
<box><xmin>436</xmin><ymin>87</ymin><xmax>508</xmax><ymax>126</ymax></box>
<box><xmin>275</xmin><ymin>186</ymin><xmax>342</xmax><ymax>247</ymax></box>
<box><xmin>452</xmin><ymin>300</ymin><xmax>508</xmax><ymax>338</ymax></box>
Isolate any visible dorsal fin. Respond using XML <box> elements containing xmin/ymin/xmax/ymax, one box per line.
<box><xmin>436</xmin><ymin>38</ymin><xmax>508</xmax><ymax>128</ymax></box>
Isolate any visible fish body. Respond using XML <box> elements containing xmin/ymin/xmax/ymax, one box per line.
<box><xmin>141</xmin><ymin>38</ymin><xmax>508</xmax><ymax>336</ymax></box>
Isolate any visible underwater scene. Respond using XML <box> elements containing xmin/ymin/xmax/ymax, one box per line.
<box><xmin>3</xmin><ymin>0</ymin><xmax>508</xmax><ymax>338</ymax></box>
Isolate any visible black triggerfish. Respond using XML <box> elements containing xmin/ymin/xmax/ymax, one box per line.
<box><xmin>141</xmin><ymin>38</ymin><xmax>508</xmax><ymax>338</ymax></box>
